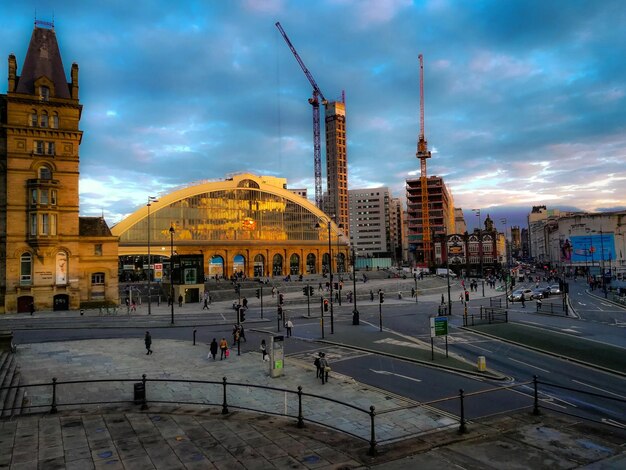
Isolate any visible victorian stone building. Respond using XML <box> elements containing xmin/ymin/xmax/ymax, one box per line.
<box><xmin>0</xmin><ymin>22</ymin><xmax>118</xmax><ymax>313</ymax></box>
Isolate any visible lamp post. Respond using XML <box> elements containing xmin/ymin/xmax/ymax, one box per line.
<box><xmin>169</xmin><ymin>225</ymin><xmax>175</xmax><ymax>325</ymax></box>
<box><xmin>352</xmin><ymin>247</ymin><xmax>359</xmax><ymax>325</ymax></box>
<box><xmin>445</xmin><ymin>236</ymin><xmax>452</xmax><ymax>315</ymax></box>
<box><xmin>146</xmin><ymin>196</ymin><xmax>158</xmax><ymax>315</ymax></box>
<box><xmin>316</xmin><ymin>219</ymin><xmax>334</xmax><ymax>334</ymax></box>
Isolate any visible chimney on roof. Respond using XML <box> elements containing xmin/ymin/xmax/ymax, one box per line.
<box><xmin>8</xmin><ymin>54</ymin><xmax>16</xmax><ymax>92</ymax></box>
<box><xmin>71</xmin><ymin>62</ymin><xmax>79</xmax><ymax>99</ymax></box>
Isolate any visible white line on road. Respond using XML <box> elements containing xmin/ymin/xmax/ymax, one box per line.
<box><xmin>518</xmin><ymin>320</ymin><xmax>543</xmax><ymax>326</ymax></box>
<box><xmin>508</xmin><ymin>357</ymin><xmax>551</xmax><ymax>373</ymax></box>
<box><xmin>571</xmin><ymin>380</ymin><xmax>626</xmax><ymax>399</ymax></box>
<box><xmin>464</xmin><ymin>343</ymin><xmax>493</xmax><ymax>353</ymax></box>
<box><xmin>602</xmin><ymin>418</ymin><xmax>626</xmax><ymax>429</ymax></box>
<box><xmin>370</xmin><ymin>369</ymin><xmax>422</xmax><ymax>383</ymax></box>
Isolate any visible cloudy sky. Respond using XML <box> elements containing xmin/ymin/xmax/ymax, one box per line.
<box><xmin>2</xmin><ymin>0</ymin><xmax>625</xmax><ymax>231</ymax></box>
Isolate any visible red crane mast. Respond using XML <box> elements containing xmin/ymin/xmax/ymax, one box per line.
<box><xmin>416</xmin><ymin>54</ymin><xmax>432</xmax><ymax>267</ymax></box>
<box><xmin>275</xmin><ymin>22</ymin><xmax>326</xmax><ymax>209</ymax></box>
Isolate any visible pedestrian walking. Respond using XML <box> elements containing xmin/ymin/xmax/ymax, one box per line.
<box><xmin>239</xmin><ymin>324</ymin><xmax>247</xmax><ymax>342</ymax></box>
<box><xmin>314</xmin><ymin>352</ymin><xmax>322</xmax><ymax>378</ymax></box>
<box><xmin>285</xmin><ymin>319</ymin><xmax>293</xmax><ymax>337</ymax></box>
<box><xmin>260</xmin><ymin>339</ymin><xmax>268</xmax><ymax>361</ymax></box>
<box><xmin>319</xmin><ymin>353</ymin><xmax>330</xmax><ymax>384</ymax></box>
<box><xmin>521</xmin><ymin>295</ymin><xmax>526</xmax><ymax>308</ymax></box>
<box><xmin>178</xmin><ymin>295</ymin><xmax>183</xmax><ymax>307</ymax></box>
<box><xmin>242</xmin><ymin>297</ymin><xmax>248</xmax><ymax>309</ymax></box>
<box><xmin>209</xmin><ymin>338</ymin><xmax>218</xmax><ymax>360</ymax></box>
<box><xmin>370</xmin><ymin>290</ymin><xmax>374</xmax><ymax>302</ymax></box>
<box><xmin>203</xmin><ymin>297</ymin><xmax>210</xmax><ymax>310</ymax></box>
<box><xmin>219</xmin><ymin>337</ymin><xmax>228</xmax><ymax>359</ymax></box>
<box><xmin>144</xmin><ymin>331</ymin><xmax>153</xmax><ymax>355</ymax></box>
<box><xmin>131</xmin><ymin>300</ymin><xmax>137</xmax><ymax>312</ymax></box>
<box><xmin>29</xmin><ymin>301</ymin><xmax>35</xmax><ymax>316</ymax></box>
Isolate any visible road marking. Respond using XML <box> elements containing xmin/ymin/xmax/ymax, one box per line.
<box><xmin>560</xmin><ymin>328</ymin><xmax>582</xmax><ymax>334</ymax></box>
<box><xmin>370</xmin><ymin>369</ymin><xmax>422</xmax><ymax>383</ymax></box>
<box><xmin>571</xmin><ymin>380</ymin><xmax>626</xmax><ymax>399</ymax></box>
<box><xmin>373</xmin><ymin>338</ymin><xmax>423</xmax><ymax>349</ymax></box>
<box><xmin>508</xmin><ymin>357</ymin><xmax>550</xmax><ymax>373</ymax></box>
<box><xmin>518</xmin><ymin>320</ymin><xmax>543</xmax><ymax>326</ymax></box>
<box><xmin>615</xmin><ymin>321</ymin><xmax>626</xmax><ymax>328</ymax></box>
<box><xmin>602</xmin><ymin>418</ymin><xmax>626</xmax><ymax>429</ymax></box>
<box><xmin>464</xmin><ymin>343</ymin><xmax>493</xmax><ymax>353</ymax></box>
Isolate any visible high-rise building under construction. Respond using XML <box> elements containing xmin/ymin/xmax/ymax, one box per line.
<box><xmin>324</xmin><ymin>100</ymin><xmax>349</xmax><ymax>235</ymax></box>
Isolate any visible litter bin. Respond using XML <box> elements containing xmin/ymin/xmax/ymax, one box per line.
<box><xmin>477</xmin><ymin>356</ymin><xmax>486</xmax><ymax>372</ymax></box>
<box><xmin>133</xmin><ymin>382</ymin><xmax>145</xmax><ymax>404</ymax></box>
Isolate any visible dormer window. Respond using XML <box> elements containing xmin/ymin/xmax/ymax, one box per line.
<box><xmin>40</xmin><ymin>86</ymin><xmax>50</xmax><ymax>101</ymax></box>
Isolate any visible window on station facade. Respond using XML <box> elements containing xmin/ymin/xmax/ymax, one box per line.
<box><xmin>94</xmin><ymin>244</ymin><xmax>103</xmax><ymax>256</ymax></box>
<box><xmin>39</xmin><ymin>86</ymin><xmax>50</xmax><ymax>101</ymax></box>
<box><xmin>51</xmin><ymin>113</ymin><xmax>59</xmax><ymax>129</ymax></box>
<box><xmin>20</xmin><ymin>253</ymin><xmax>32</xmax><ymax>285</ymax></box>
<box><xmin>91</xmin><ymin>272</ymin><xmax>105</xmax><ymax>285</ymax></box>
<box><xmin>30</xmin><ymin>110</ymin><xmax>38</xmax><ymax>127</ymax></box>
<box><xmin>39</xmin><ymin>166</ymin><xmax>52</xmax><ymax>180</ymax></box>
<box><xmin>40</xmin><ymin>111</ymin><xmax>48</xmax><ymax>127</ymax></box>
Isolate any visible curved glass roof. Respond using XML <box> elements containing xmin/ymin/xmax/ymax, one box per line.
<box><xmin>112</xmin><ymin>174</ymin><xmax>345</xmax><ymax>246</ymax></box>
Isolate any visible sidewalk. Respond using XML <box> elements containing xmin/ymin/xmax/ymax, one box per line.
<box><xmin>3</xmin><ymin>337</ymin><xmax>625</xmax><ymax>469</ymax></box>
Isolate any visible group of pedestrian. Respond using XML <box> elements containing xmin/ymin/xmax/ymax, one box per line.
<box><xmin>232</xmin><ymin>323</ymin><xmax>247</xmax><ymax>343</ymax></box>
<box><xmin>314</xmin><ymin>352</ymin><xmax>330</xmax><ymax>384</ymax></box>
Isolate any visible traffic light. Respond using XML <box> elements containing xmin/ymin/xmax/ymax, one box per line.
<box><xmin>379</xmin><ymin>292</ymin><xmax>384</xmax><ymax>303</ymax></box>
<box><xmin>309</xmin><ymin>286</ymin><xmax>314</xmax><ymax>296</ymax></box>
<box><xmin>239</xmin><ymin>307</ymin><xmax>246</xmax><ymax>323</ymax></box>
<box><xmin>323</xmin><ymin>299</ymin><xmax>329</xmax><ymax>311</ymax></box>
<box><xmin>255</xmin><ymin>289</ymin><xmax>260</xmax><ymax>299</ymax></box>
<box><xmin>303</xmin><ymin>287</ymin><xmax>308</xmax><ymax>296</ymax></box>
<box><xmin>334</xmin><ymin>282</ymin><xmax>339</xmax><ymax>290</ymax></box>
<box><xmin>277</xmin><ymin>305</ymin><xmax>283</xmax><ymax>319</ymax></box>
<box><xmin>279</xmin><ymin>293</ymin><xmax>284</xmax><ymax>305</ymax></box>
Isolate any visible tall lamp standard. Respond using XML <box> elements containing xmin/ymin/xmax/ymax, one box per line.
<box><xmin>351</xmin><ymin>247</ymin><xmax>359</xmax><ymax>325</ymax></box>
<box><xmin>146</xmin><ymin>196</ymin><xmax>158</xmax><ymax>315</ymax></box>
<box><xmin>472</xmin><ymin>209</ymin><xmax>483</xmax><ymax>278</ymax></box>
<box><xmin>316</xmin><ymin>218</ymin><xmax>334</xmax><ymax>334</ymax></box>
<box><xmin>169</xmin><ymin>225</ymin><xmax>175</xmax><ymax>325</ymax></box>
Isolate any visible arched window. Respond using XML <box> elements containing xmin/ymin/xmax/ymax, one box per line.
<box><xmin>51</xmin><ymin>112</ymin><xmax>59</xmax><ymax>129</ymax></box>
<box><xmin>40</xmin><ymin>111</ymin><xmax>49</xmax><ymax>127</ymax></box>
<box><xmin>30</xmin><ymin>109</ymin><xmax>38</xmax><ymax>127</ymax></box>
<box><xmin>39</xmin><ymin>166</ymin><xmax>52</xmax><ymax>180</ymax></box>
<box><xmin>20</xmin><ymin>253</ymin><xmax>32</xmax><ymax>285</ymax></box>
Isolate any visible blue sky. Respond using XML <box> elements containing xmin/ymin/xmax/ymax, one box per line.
<box><xmin>2</xmin><ymin>0</ymin><xmax>625</xmax><ymax>231</ymax></box>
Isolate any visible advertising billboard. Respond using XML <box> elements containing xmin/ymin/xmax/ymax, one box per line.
<box><xmin>564</xmin><ymin>234</ymin><xmax>615</xmax><ymax>263</ymax></box>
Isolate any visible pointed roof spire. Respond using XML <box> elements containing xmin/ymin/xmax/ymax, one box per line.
<box><xmin>15</xmin><ymin>22</ymin><xmax>71</xmax><ymax>99</ymax></box>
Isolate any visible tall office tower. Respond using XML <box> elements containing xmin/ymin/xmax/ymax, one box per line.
<box><xmin>406</xmin><ymin>176</ymin><xmax>454</xmax><ymax>266</ymax></box>
<box><xmin>348</xmin><ymin>188</ymin><xmax>392</xmax><ymax>258</ymax></box>
<box><xmin>325</xmin><ymin>101</ymin><xmax>349</xmax><ymax>235</ymax></box>
<box><xmin>0</xmin><ymin>22</ymin><xmax>118</xmax><ymax>313</ymax></box>
<box><xmin>454</xmin><ymin>208</ymin><xmax>467</xmax><ymax>234</ymax></box>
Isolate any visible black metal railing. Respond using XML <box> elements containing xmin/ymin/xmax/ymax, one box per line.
<box><xmin>463</xmin><ymin>307</ymin><xmax>508</xmax><ymax>326</ymax></box>
<box><xmin>2</xmin><ymin>374</ymin><xmax>623</xmax><ymax>455</ymax></box>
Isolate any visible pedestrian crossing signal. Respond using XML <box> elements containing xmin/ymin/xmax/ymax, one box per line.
<box><xmin>379</xmin><ymin>292</ymin><xmax>384</xmax><ymax>303</ymax></box>
<box><xmin>323</xmin><ymin>299</ymin><xmax>329</xmax><ymax>311</ymax></box>
<box><xmin>256</xmin><ymin>289</ymin><xmax>260</xmax><ymax>299</ymax></box>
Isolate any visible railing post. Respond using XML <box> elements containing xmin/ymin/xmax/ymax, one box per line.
<box><xmin>141</xmin><ymin>374</ymin><xmax>148</xmax><ymax>410</ymax></box>
<box><xmin>368</xmin><ymin>406</ymin><xmax>377</xmax><ymax>456</ymax></box>
<box><xmin>297</xmin><ymin>386</ymin><xmax>304</xmax><ymax>428</ymax></box>
<box><xmin>222</xmin><ymin>377</ymin><xmax>229</xmax><ymax>414</ymax></box>
<box><xmin>533</xmin><ymin>375</ymin><xmax>541</xmax><ymax>416</ymax></box>
<box><xmin>458</xmin><ymin>389</ymin><xmax>467</xmax><ymax>434</ymax></box>
<box><xmin>193</xmin><ymin>329</ymin><xmax>197</xmax><ymax>345</ymax></box>
<box><xmin>50</xmin><ymin>377</ymin><xmax>58</xmax><ymax>414</ymax></box>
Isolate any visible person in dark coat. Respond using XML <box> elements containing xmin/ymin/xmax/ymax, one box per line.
<box><xmin>209</xmin><ymin>338</ymin><xmax>218</xmax><ymax>360</ymax></box>
<box><xmin>144</xmin><ymin>331</ymin><xmax>153</xmax><ymax>355</ymax></box>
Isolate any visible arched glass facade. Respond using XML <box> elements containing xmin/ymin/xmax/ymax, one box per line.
<box><xmin>112</xmin><ymin>174</ymin><xmax>350</xmax><ymax>279</ymax></box>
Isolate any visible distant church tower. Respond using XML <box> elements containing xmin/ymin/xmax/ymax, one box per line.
<box><xmin>0</xmin><ymin>21</ymin><xmax>118</xmax><ymax>313</ymax></box>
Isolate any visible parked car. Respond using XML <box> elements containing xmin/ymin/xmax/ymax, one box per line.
<box><xmin>508</xmin><ymin>288</ymin><xmax>534</xmax><ymax>301</ymax></box>
<box><xmin>549</xmin><ymin>284</ymin><xmax>562</xmax><ymax>295</ymax></box>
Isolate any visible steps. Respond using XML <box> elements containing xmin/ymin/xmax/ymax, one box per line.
<box><xmin>0</xmin><ymin>350</ymin><xmax>24</xmax><ymax>417</ymax></box>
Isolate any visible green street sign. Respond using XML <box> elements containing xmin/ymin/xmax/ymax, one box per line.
<box><xmin>430</xmin><ymin>316</ymin><xmax>448</xmax><ymax>337</ymax></box>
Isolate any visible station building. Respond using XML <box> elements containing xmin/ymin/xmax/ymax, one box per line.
<box><xmin>111</xmin><ymin>174</ymin><xmax>350</xmax><ymax>303</ymax></box>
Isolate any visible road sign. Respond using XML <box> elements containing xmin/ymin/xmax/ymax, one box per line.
<box><xmin>430</xmin><ymin>316</ymin><xmax>448</xmax><ymax>337</ymax></box>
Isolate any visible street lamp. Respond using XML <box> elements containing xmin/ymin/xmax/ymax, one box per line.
<box><xmin>316</xmin><ymin>218</ymin><xmax>334</xmax><ymax>334</ymax></box>
<box><xmin>445</xmin><ymin>236</ymin><xmax>452</xmax><ymax>315</ymax></box>
<box><xmin>169</xmin><ymin>225</ymin><xmax>175</xmax><ymax>325</ymax></box>
<box><xmin>146</xmin><ymin>196</ymin><xmax>158</xmax><ymax>315</ymax></box>
<box><xmin>351</xmin><ymin>247</ymin><xmax>359</xmax><ymax>325</ymax></box>
<box><xmin>472</xmin><ymin>209</ymin><xmax>483</xmax><ymax>278</ymax></box>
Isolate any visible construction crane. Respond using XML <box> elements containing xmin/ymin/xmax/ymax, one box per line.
<box><xmin>416</xmin><ymin>54</ymin><xmax>432</xmax><ymax>267</ymax></box>
<box><xmin>275</xmin><ymin>21</ymin><xmax>326</xmax><ymax>209</ymax></box>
